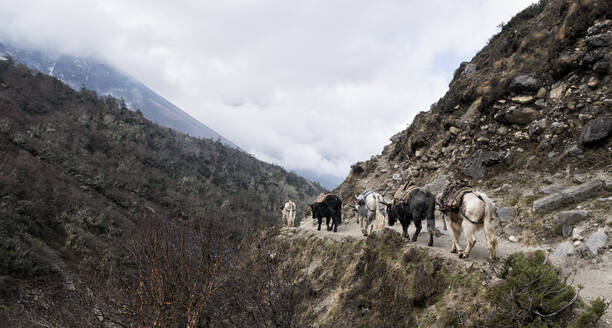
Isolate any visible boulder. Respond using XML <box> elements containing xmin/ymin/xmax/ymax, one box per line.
<box><xmin>533</xmin><ymin>179</ymin><xmax>604</xmax><ymax>213</ymax></box>
<box><xmin>580</xmin><ymin>116</ymin><xmax>612</xmax><ymax>146</ymax></box>
<box><xmin>557</xmin><ymin>210</ymin><xmax>588</xmax><ymax>225</ymax></box>
<box><xmin>587</xmin><ymin>76</ymin><xmax>599</xmax><ymax>88</ymax></box>
<box><xmin>497</xmin><ymin>207</ymin><xmax>515</xmax><ymax>223</ymax></box>
<box><xmin>504</xmin><ymin>222</ymin><xmax>522</xmax><ymax>236</ymax></box>
<box><xmin>549</xmin><ymin>82</ymin><xmax>566</xmax><ymax>99</ymax></box>
<box><xmin>536</xmin><ymin>87</ymin><xmax>547</xmax><ymax>98</ymax></box>
<box><xmin>509</xmin><ymin>75</ymin><xmax>541</xmax><ymax>92</ymax></box>
<box><xmin>461</xmin><ymin>150</ymin><xmax>502</xmax><ymax>179</ymax></box>
<box><xmin>389</xmin><ymin>131</ymin><xmax>403</xmax><ymax>143</ymax></box>
<box><xmin>423</xmin><ymin>174</ymin><xmax>451</xmax><ymax>195</ymax></box>
<box><xmin>461</xmin><ymin>63</ymin><xmax>477</xmax><ymax>76</ymax></box>
<box><xmin>583</xmin><ymin>230</ymin><xmax>608</xmax><ymax>257</ymax></box>
<box><xmin>461</xmin><ymin>97</ymin><xmax>483</xmax><ymax>122</ymax></box>
<box><xmin>494</xmin><ymin>107</ymin><xmax>540</xmax><ymax>125</ymax></box>
<box><xmin>572</xmin><ymin>227</ymin><xmax>584</xmax><ymax>241</ymax></box>
<box><xmin>586</xmin><ymin>32</ymin><xmax>612</xmax><ymax>47</ymax></box>
<box><xmin>594</xmin><ymin>59</ymin><xmax>609</xmax><ymax>75</ymax></box>
<box><xmin>564</xmin><ymin>145</ymin><xmax>583</xmax><ymax>157</ymax></box>
<box><xmin>551</xmin><ymin>241</ymin><xmax>575</xmax><ymax>258</ymax></box>
<box><xmin>529</xmin><ymin>118</ymin><xmax>547</xmax><ymax>137</ymax></box>
<box><xmin>511</xmin><ymin>95</ymin><xmax>535</xmax><ymax>104</ymax></box>
<box><xmin>587</xmin><ymin>20</ymin><xmax>612</xmax><ymax>36</ymax></box>
<box><xmin>550</xmin><ymin>121</ymin><xmax>569</xmax><ymax>134</ymax></box>
<box><xmin>553</xmin><ymin>210</ymin><xmax>587</xmax><ymax>237</ymax></box>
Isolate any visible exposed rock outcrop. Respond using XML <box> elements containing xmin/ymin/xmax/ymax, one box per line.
<box><xmin>533</xmin><ymin>179</ymin><xmax>604</xmax><ymax>213</ymax></box>
<box><xmin>580</xmin><ymin>116</ymin><xmax>612</xmax><ymax>145</ymax></box>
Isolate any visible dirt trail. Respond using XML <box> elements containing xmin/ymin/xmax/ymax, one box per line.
<box><xmin>295</xmin><ymin>218</ymin><xmax>612</xmax><ymax>327</ymax></box>
<box><xmin>297</xmin><ymin>217</ymin><xmax>540</xmax><ymax>262</ymax></box>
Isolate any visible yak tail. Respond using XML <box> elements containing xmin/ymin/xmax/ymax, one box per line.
<box><xmin>477</xmin><ymin>191</ymin><xmax>498</xmax><ymax>259</ymax></box>
<box><xmin>427</xmin><ymin>196</ymin><xmax>436</xmax><ymax>233</ymax></box>
<box><xmin>375</xmin><ymin>194</ymin><xmax>386</xmax><ymax>230</ymax></box>
<box><xmin>477</xmin><ymin>192</ymin><xmax>497</xmax><ymax>225</ymax></box>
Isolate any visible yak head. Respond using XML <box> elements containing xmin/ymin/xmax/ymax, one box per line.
<box><xmin>355</xmin><ymin>192</ymin><xmax>366</xmax><ymax>206</ymax></box>
<box><xmin>382</xmin><ymin>201</ymin><xmax>399</xmax><ymax>226</ymax></box>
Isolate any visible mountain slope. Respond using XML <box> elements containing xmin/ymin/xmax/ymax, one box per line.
<box><xmin>0</xmin><ymin>58</ymin><xmax>324</xmax><ymax>318</ymax></box>
<box><xmin>0</xmin><ymin>42</ymin><xmax>237</xmax><ymax>147</ymax></box>
<box><xmin>338</xmin><ymin>0</ymin><xmax>611</xmax><ymax>207</ymax></box>
<box><xmin>334</xmin><ymin>0</ymin><xmax>611</xmax><ymax>323</ymax></box>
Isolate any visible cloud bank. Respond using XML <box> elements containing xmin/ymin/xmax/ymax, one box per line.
<box><xmin>0</xmin><ymin>0</ymin><xmax>536</xmax><ymax>184</ymax></box>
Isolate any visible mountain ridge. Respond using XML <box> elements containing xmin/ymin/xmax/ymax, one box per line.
<box><xmin>0</xmin><ymin>42</ymin><xmax>237</xmax><ymax>148</ymax></box>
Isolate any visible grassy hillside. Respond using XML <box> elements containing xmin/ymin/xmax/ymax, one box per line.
<box><xmin>209</xmin><ymin>228</ymin><xmax>605</xmax><ymax>327</ymax></box>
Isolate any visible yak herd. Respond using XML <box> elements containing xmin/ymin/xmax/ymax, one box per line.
<box><xmin>281</xmin><ymin>181</ymin><xmax>498</xmax><ymax>260</ymax></box>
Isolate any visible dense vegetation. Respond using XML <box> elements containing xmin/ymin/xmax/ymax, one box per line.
<box><xmin>213</xmin><ymin>229</ymin><xmax>605</xmax><ymax>327</ymax></box>
<box><xmin>0</xmin><ymin>57</ymin><xmax>323</xmax><ymax>324</ymax></box>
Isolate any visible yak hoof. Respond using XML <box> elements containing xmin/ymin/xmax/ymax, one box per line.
<box><xmin>458</xmin><ymin>252</ymin><xmax>469</xmax><ymax>259</ymax></box>
<box><xmin>450</xmin><ymin>249</ymin><xmax>458</xmax><ymax>253</ymax></box>
<box><xmin>427</xmin><ymin>241</ymin><xmax>433</xmax><ymax>247</ymax></box>
<box><xmin>411</xmin><ymin>237</ymin><xmax>418</xmax><ymax>242</ymax></box>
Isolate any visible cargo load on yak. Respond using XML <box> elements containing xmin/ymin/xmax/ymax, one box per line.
<box><xmin>438</xmin><ymin>181</ymin><xmax>473</xmax><ymax>212</ymax></box>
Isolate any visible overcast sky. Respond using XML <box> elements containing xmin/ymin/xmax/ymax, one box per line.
<box><xmin>0</xmin><ymin>0</ymin><xmax>535</xmax><ymax>184</ymax></box>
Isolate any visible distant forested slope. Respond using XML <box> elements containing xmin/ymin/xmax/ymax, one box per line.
<box><xmin>0</xmin><ymin>58</ymin><xmax>323</xmax><ymax>294</ymax></box>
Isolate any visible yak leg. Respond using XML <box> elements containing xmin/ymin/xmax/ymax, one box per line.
<box><xmin>484</xmin><ymin>219</ymin><xmax>498</xmax><ymax>260</ymax></box>
<box><xmin>326</xmin><ymin>217</ymin><xmax>332</xmax><ymax>231</ymax></box>
<box><xmin>411</xmin><ymin>216</ymin><xmax>422</xmax><ymax>242</ymax></box>
<box><xmin>360</xmin><ymin>215</ymin><xmax>367</xmax><ymax>236</ymax></box>
<box><xmin>426</xmin><ymin>214</ymin><xmax>435</xmax><ymax>246</ymax></box>
<box><xmin>317</xmin><ymin>217</ymin><xmax>322</xmax><ymax>231</ymax></box>
<box><xmin>459</xmin><ymin>223</ymin><xmax>478</xmax><ymax>259</ymax></box>
<box><xmin>447</xmin><ymin>216</ymin><xmax>462</xmax><ymax>254</ymax></box>
<box><xmin>426</xmin><ymin>199</ymin><xmax>435</xmax><ymax>246</ymax></box>
<box><xmin>333</xmin><ymin>214</ymin><xmax>339</xmax><ymax>232</ymax></box>
<box><xmin>401</xmin><ymin>222</ymin><xmax>409</xmax><ymax>239</ymax></box>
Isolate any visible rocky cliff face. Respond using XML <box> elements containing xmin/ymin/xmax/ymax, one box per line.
<box><xmin>336</xmin><ymin>0</ymin><xmax>611</xmax><ymax>285</ymax></box>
